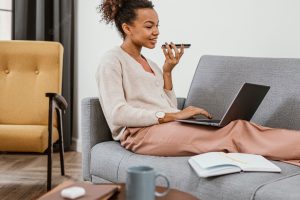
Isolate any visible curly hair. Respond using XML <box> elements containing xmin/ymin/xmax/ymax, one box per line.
<box><xmin>98</xmin><ymin>0</ymin><xmax>154</xmax><ymax>39</ymax></box>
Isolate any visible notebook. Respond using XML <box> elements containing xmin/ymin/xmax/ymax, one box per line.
<box><xmin>177</xmin><ymin>82</ymin><xmax>270</xmax><ymax>127</ymax></box>
<box><xmin>189</xmin><ymin>152</ymin><xmax>281</xmax><ymax>178</ymax></box>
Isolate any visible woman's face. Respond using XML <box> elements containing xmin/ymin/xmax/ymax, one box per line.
<box><xmin>124</xmin><ymin>8</ymin><xmax>159</xmax><ymax>49</ymax></box>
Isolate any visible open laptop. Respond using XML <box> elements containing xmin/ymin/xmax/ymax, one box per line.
<box><xmin>177</xmin><ymin>83</ymin><xmax>270</xmax><ymax>127</ymax></box>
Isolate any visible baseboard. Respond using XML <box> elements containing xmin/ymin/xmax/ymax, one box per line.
<box><xmin>70</xmin><ymin>137</ymin><xmax>82</xmax><ymax>152</ymax></box>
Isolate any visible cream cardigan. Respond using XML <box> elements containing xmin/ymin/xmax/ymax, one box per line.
<box><xmin>96</xmin><ymin>46</ymin><xmax>179</xmax><ymax>140</ymax></box>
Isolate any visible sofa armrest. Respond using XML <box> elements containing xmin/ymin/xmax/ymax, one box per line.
<box><xmin>81</xmin><ymin>97</ymin><xmax>186</xmax><ymax>181</ymax></box>
<box><xmin>81</xmin><ymin>97</ymin><xmax>113</xmax><ymax>181</ymax></box>
<box><xmin>177</xmin><ymin>97</ymin><xmax>186</xmax><ymax>110</ymax></box>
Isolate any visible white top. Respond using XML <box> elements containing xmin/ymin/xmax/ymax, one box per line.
<box><xmin>95</xmin><ymin>46</ymin><xmax>179</xmax><ymax>140</ymax></box>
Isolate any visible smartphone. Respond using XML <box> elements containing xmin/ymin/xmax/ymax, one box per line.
<box><xmin>162</xmin><ymin>44</ymin><xmax>191</xmax><ymax>48</ymax></box>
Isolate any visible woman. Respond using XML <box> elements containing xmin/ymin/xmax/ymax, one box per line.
<box><xmin>96</xmin><ymin>0</ymin><xmax>300</xmax><ymax>165</ymax></box>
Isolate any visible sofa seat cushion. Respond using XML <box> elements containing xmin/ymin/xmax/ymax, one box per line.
<box><xmin>0</xmin><ymin>124</ymin><xmax>58</xmax><ymax>152</ymax></box>
<box><xmin>254</xmin><ymin>173</ymin><xmax>300</xmax><ymax>200</ymax></box>
<box><xmin>91</xmin><ymin>141</ymin><xmax>133</xmax><ymax>182</ymax></box>
<box><xmin>91</xmin><ymin>141</ymin><xmax>300</xmax><ymax>200</ymax></box>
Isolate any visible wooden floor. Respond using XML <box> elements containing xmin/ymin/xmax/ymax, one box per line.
<box><xmin>0</xmin><ymin>151</ymin><xmax>82</xmax><ymax>200</ymax></box>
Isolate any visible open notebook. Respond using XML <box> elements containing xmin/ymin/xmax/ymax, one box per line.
<box><xmin>189</xmin><ymin>152</ymin><xmax>281</xmax><ymax>178</ymax></box>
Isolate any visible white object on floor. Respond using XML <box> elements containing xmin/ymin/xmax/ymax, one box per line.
<box><xmin>60</xmin><ymin>186</ymin><xmax>86</xmax><ymax>199</ymax></box>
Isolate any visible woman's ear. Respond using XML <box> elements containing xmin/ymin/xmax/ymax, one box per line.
<box><xmin>122</xmin><ymin>23</ymin><xmax>131</xmax><ymax>36</ymax></box>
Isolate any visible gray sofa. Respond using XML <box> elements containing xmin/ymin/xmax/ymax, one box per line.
<box><xmin>82</xmin><ymin>55</ymin><xmax>300</xmax><ymax>200</ymax></box>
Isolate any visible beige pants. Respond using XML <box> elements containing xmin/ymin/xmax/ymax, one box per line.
<box><xmin>121</xmin><ymin>120</ymin><xmax>300</xmax><ymax>166</ymax></box>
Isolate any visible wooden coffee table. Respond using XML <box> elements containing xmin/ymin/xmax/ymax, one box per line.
<box><xmin>110</xmin><ymin>183</ymin><xmax>197</xmax><ymax>200</ymax></box>
<box><xmin>39</xmin><ymin>181</ymin><xmax>198</xmax><ymax>200</ymax></box>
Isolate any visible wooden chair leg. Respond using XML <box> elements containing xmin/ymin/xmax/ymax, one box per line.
<box><xmin>57</xmin><ymin>108</ymin><xmax>65</xmax><ymax>176</ymax></box>
<box><xmin>47</xmin><ymin>143</ymin><xmax>53</xmax><ymax>191</ymax></box>
<box><xmin>47</xmin><ymin>98</ymin><xmax>54</xmax><ymax>191</ymax></box>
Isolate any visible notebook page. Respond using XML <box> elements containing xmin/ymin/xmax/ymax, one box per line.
<box><xmin>189</xmin><ymin>158</ymin><xmax>241</xmax><ymax>178</ymax></box>
<box><xmin>191</xmin><ymin>152</ymin><xmax>237</xmax><ymax>169</ymax></box>
<box><xmin>227</xmin><ymin>153</ymin><xmax>281</xmax><ymax>172</ymax></box>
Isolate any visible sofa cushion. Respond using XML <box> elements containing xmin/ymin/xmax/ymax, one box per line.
<box><xmin>253</xmin><ymin>173</ymin><xmax>300</xmax><ymax>200</ymax></box>
<box><xmin>91</xmin><ymin>141</ymin><xmax>300</xmax><ymax>200</ymax></box>
<box><xmin>90</xmin><ymin>141</ymin><xmax>133</xmax><ymax>182</ymax></box>
<box><xmin>185</xmin><ymin>55</ymin><xmax>300</xmax><ymax>130</ymax></box>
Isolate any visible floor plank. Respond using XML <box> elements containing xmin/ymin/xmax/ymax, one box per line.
<box><xmin>0</xmin><ymin>151</ymin><xmax>82</xmax><ymax>200</ymax></box>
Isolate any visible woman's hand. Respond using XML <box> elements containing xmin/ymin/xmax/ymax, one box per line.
<box><xmin>175</xmin><ymin>106</ymin><xmax>212</xmax><ymax>120</ymax></box>
<box><xmin>160</xmin><ymin>106</ymin><xmax>212</xmax><ymax>123</ymax></box>
<box><xmin>162</xmin><ymin>42</ymin><xmax>184</xmax><ymax>73</ymax></box>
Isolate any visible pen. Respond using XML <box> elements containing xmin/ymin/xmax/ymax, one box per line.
<box><xmin>220</xmin><ymin>152</ymin><xmax>247</xmax><ymax>164</ymax></box>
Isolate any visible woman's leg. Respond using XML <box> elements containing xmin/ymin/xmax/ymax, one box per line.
<box><xmin>121</xmin><ymin>120</ymin><xmax>300</xmax><ymax>163</ymax></box>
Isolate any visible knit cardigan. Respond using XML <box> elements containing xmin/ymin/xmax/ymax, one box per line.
<box><xmin>96</xmin><ymin>46</ymin><xmax>179</xmax><ymax>140</ymax></box>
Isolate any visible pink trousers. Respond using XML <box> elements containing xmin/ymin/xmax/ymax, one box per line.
<box><xmin>120</xmin><ymin>120</ymin><xmax>300</xmax><ymax>166</ymax></box>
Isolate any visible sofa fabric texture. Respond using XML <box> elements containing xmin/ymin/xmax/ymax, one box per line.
<box><xmin>91</xmin><ymin>141</ymin><xmax>300</xmax><ymax>200</ymax></box>
<box><xmin>82</xmin><ymin>55</ymin><xmax>300</xmax><ymax>200</ymax></box>
<box><xmin>185</xmin><ymin>55</ymin><xmax>300</xmax><ymax>130</ymax></box>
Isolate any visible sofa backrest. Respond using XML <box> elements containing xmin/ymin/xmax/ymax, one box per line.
<box><xmin>184</xmin><ymin>55</ymin><xmax>300</xmax><ymax>130</ymax></box>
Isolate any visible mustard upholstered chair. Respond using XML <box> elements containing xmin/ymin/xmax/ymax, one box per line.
<box><xmin>0</xmin><ymin>40</ymin><xmax>67</xmax><ymax>191</ymax></box>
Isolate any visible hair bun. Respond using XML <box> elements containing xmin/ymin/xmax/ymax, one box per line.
<box><xmin>98</xmin><ymin>0</ymin><xmax>125</xmax><ymax>24</ymax></box>
<box><xmin>98</xmin><ymin>0</ymin><xmax>154</xmax><ymax>38</ymax></box>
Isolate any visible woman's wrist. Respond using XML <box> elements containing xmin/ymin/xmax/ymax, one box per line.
<box><xmin>159</xmin><ymin>113</ymin><xmax>177</xmax><ymax>123</ymax></box>
<box><xmin>163</xmin><ymin>70</ymin><xmax>172</xmax><ymax>75</ymax></box>
<box><xmin>162</xmin><ymin>62</ymin><xmax>174</xmax><ymax>73</ymax></box>
<box><xmin>163</xmin><ymin>71</ymin><xmax>173</xmax><ymax>90</ymax></box>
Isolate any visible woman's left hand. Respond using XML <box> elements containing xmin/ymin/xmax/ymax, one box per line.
<box><xmin>162</xmin><ymin>42</ymin><xmax>184</xmax><ymax>73</ymax></box>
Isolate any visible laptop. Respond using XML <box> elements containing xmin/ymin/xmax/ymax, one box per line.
<box><xmin>177</xmin><ymin>83</ymin><xmax>270</xmax><ymax>127</ymax></box>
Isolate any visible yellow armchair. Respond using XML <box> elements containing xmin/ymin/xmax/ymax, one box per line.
<box><xmin>0</xmin><ymin>40</ymin><xmax>67</xmax><ymax>190</ymax></box>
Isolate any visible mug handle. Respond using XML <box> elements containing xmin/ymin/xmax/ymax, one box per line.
<box><xmin>154</xmin><ymin>173</ymin><xmax>170</xmax><ymax>197</ymax></box>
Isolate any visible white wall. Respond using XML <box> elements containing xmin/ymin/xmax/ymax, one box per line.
<box><xmin>0</xmin><ymin>0</ymin><xmax>12</xmax><ymax>40</ymax></box>
<box><xmin>0</xmin><ymin>0</ymin><xmax>12</xmax><ymax>10</ymax></box>
<box><xmin>74</xmin><ymin>0</ymin><xmax>300</xmax><ymax>151</ymax></box>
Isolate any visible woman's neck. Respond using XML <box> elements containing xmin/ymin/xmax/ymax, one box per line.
<box><xmin>121</xmin><ymin>42</ymin><xmax>143</xmax><ymax>60</ymax></box>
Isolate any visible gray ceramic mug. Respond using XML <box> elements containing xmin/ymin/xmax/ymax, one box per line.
<box><xmin>126</xmin><ymin>166</ymin><xmax>170</xmax><ymax>200</ymax></box>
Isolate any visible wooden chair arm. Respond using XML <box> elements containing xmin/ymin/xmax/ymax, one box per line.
<box><xmin>45</xmin><ymin>93</ymin><xmax>68</xmax><ymax>111</ymax></box>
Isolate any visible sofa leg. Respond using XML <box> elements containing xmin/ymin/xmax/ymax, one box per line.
<box><xmin>57</xmin><ymin>109</ymin><xmax>65</xmax><ymax>176</ymax></box>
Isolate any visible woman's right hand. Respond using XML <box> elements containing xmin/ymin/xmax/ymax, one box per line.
<box><xmin>161</xmin><ymin>106</ymin><xmax>212</xmax><ymax>123</ymax></box>
<box><xmin>175</xmin><ymin>106</ymin><xmax>212</xmax><ymax>120</ymax></box>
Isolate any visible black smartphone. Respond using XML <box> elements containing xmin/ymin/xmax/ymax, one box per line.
<box><xmin>162</xmin><ymin>44</ymin><xmax>191</xmax><ymax>48</ymax></box>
